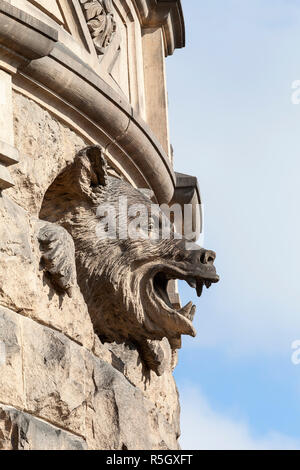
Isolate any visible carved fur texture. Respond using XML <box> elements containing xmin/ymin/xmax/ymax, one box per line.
<box><xmin>39</xmin><ymin>146</ymin><xmax>218</xmax><ymax>374</ymax></box>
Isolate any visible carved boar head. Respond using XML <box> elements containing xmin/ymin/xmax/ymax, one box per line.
<box><xmin>39</xmin><ymin>146</ymin><xmax>219</xmax><ymax>374</ymax></box>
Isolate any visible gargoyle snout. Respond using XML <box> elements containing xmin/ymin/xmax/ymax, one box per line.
<box><xmin>176</xmin><ymin>241</ymin><xmax>217</xmax><ymax>267</ymax></box>
<box><xmin>182</xmin><ymin>245</ymin><xmax>218</xmax><ymax>281</ymax></box>
<box><xmin>188</xmin><ymin>248</ymin><xmax>219</xmax><ymax>287</ymax></box>
<box><xmin>180</xmin><ymin>244</ymin><xmax>216</xmax><ymax>266</ymax></box>
<box><xmin>199</xmin><ymin>249</ymin><xmax>216</xmax><ymax>266</ymax></box>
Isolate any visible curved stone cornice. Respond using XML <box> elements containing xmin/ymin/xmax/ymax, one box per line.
<box><xmin>0</xmin><ymin>0</ymin><xmax>58</xmax><ymax>64</ymax></box>
<box><xmin>0</xmin><ymin>0</ymin><xmax>175</xmax><ymax>204</ymax></box>
<box><xmin>133</xmin><ymin>0</ymin><xmax>185</xmax><ymax>56</ymax></box>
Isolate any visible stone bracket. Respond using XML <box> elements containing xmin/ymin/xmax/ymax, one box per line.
<box><xmin>0</xmin><ymin>123</ymin><xmax>19</xmax><ymax>192</ymax></box>
<box><xmin>0</xmin><ymin>140</ymin><xmax>19</xmax><ymax>166</ymax></box>
<box><xmin>0</xmin><ymin>164</ymin><xmax>14</xmax><ymax>189</ymax></box>
<box><xmin>133</xmin><ymin>0</ymin><xmax>185</xmax><ymax>56</ymax></box>
<box><xmin>171</xmin><ymin>172</ymin><xmax>202</xmax><ymax>242</ymax></box>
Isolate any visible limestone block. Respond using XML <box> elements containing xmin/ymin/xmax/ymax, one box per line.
<box><xmin>31</xmin><ymin>286</ymin><xmax>95</xmax><ymax>350</ymax></box>
<box><xmin>20</xmin><ymin>316</ymin><xmax>178</xmax><ymax>448</ymax></box>
<box><xmin>0</xmin><ymin>308</ymin><xmax>179</xmax><ymax>449</ymax></box>
<box><xmin>0</xmin><ymin>307</ymin><xmax>24</xmax><ymax>408</ymax></box>
<box><xmin>10</xmin><ymin>92</ymin><xmax>87</xmax><ymax>215</ymax></box>
<box><xmin>85</xmin><ymin>355</ymin><xmax>179</xmax><ymax>450</ymax></box>
<box><xmin>92</xmin><ymin>335</ymin><xmax>113</xmax><ymax>364</ymax></box>
<box><xmin>30</xmin><ymin>245</ymin><xmax>95</xmax><ymax>349</ymax></box>
<box><xmin>85</xmin><ymin>356</ymin><xmax>150</xmax><ymax>449</ymax></box>
<box><xmin>0</xmin><ymin>405</ymin><xmax>87</xmax><ymax>450</ymax></box>
<box><xmin>0</xmin><ymin>195</ymin><xmax>38</xmax><ymax>314</ymax></box>
<box><xmin>22</xmin><ymin>316</ymin><xmax>87</xmax><ymax>435</ymax></box>
<box><xmin>106</xmin><ymin>341</ymin><xmax>180</xmax><ymax>435</ymax></box>
<box><xmin>0</xmin><ymin>193</ymin><xmax>94</xmax><ymax>349</ymax></box>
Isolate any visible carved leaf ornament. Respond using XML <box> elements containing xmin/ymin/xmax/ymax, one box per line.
<box><xmin>80</xmin><ymin>0</ymin><xmax>117</xmax><ymax>56</ymax></box>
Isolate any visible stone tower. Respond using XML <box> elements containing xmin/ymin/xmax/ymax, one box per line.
<box><xmin>0</xmin><ymin>0</ymin><xmax>218</xmax><ymax>450</ymax></box>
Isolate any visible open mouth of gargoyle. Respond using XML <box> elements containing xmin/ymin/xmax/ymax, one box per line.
<box><xmin>152</xmin><ymin>268</ymin><xmax>219</xmax><ymax>335</ymax></box>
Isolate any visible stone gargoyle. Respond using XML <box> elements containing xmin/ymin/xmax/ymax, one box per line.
<box><xmin>37</xmin><ymin>146</ymin><xmax>219</xmax><ymax>374</ymax></box>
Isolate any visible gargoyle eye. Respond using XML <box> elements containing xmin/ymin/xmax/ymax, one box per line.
<box><xmin>149</xmin><ymin>215</ymin><xmax>161</xmax><ymax>232</ymax></box>
<box><xmin>148</xmin><ymin>217</ymin><xmax>158</xmax><ymax>232</ymax></box>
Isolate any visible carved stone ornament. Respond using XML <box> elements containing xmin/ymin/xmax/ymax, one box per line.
<box><xmin>38</xmin><ymin>146</ymin><xmax>219</xmax><ymax>375</ymax></box>
<box><xmin>37</xmin><ymin>220</ymin><xmax>77</xmax><ymax>298</ymax></box>
<box><xmin>80</xmin><ymin>0</ymin><xmax>117</xmax><ymax>56</ymax></box>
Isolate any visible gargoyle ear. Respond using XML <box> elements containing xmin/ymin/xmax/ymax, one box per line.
<box><xmin>76</xmin><ymin>145</ymin><xmax>108</xmax><ymax>189</ymax></box>
<box><xmin>40</xmin><ymin>146</ymin><xmax>109</xmax><ymax>220</ymax></box>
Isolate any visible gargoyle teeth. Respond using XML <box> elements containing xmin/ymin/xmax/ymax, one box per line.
<box><xmin>186</xmin><ymin>277</ymin><xmax>197</xmax><ymax>289</ymax></box>
<box><xmin>178</xmin><ymin>301</ymin><xmax>193</xmax><ymax>317</ymax></box>
<box><xmin>190</xmin><ymin>305</ymin><xmax>196</xmax><ymax>321</ymax></box>
<box><xmin>196</xmin><ymin>280</ymin><xmax>203</xmax><ymax>297</ymax></box>
<box><xmin>186</xmin><ymin>276</ymin><xmax>213</xmax><ymax>295</ymax></box>
<box><xmin>178</xmin><ymin>302</ymin><xmax>196</xmax><ymax>322</ymax></box>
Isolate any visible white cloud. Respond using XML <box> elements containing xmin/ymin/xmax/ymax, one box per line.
<box><xmin>180</xmin><ymin>387</ymin><xmax>300</xmax><ymax>450</ymax></box>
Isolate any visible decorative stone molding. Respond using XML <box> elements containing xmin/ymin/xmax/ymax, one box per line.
<box><xmin>0</xmin><ymin>66</ymin><xmax>19</xmax><ymax>191</ymax></box>
<box><xmin>0</xmin><ymin>141</ymin><xmax>19</xmax><ymax>190</ymax></box>
<box><xmin>0</xmin><ymin>165</ymin><xmax>14</xmax><ymax>190</ymax></box>
<box><xmin>133</xmin><ymin>0</ymin><xmax>185</xmax><ymax>56</ymax></box>
<box><xmin>172</xmin><ymin>172</ymin><xmax>202</xmax><ymax>241</ymax></box>
<box><xmin>0</xmin><ymin>141</ymin><xmax>19</xmax><ymax>167</ymax></box>
<box><xmin>80</xmin><ymin>0</ymin><xmax>117</xmax><ymax>58</ymax></box>
<box><xmin>0</xmin><ymin>1</ymin><xmax>175</xmax><ymax>203</ymax></box>
<box><xmin>0</xmin><ymin>0</ymin><xmax>58</xmax><ymax>66</ymax></box>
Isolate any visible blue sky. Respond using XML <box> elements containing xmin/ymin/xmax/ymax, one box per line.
<box><xmin>166</xmin><ymin>0</ymin><xmax>300</xmax><ymax>449</ymax></box>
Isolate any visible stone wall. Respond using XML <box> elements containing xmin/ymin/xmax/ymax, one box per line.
<box><xmin>0</xmin><ymin>0</ymin><xmax>211</xmax><ymax>451</ymax></box>
<box><xmin>0</xmin><ymin>92</ymin><xmax>180</xmax><ymax>450</ymax></box>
